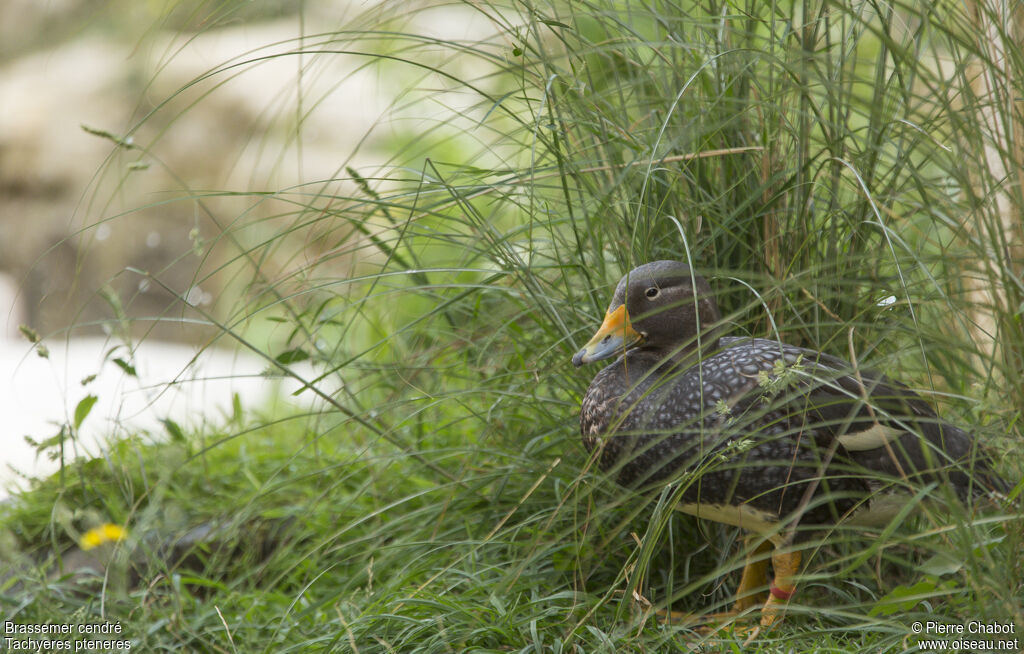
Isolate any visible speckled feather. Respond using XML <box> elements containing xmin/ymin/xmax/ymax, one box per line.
<box><xmin>581</xmin><ymin>337</ymin><xmax>875</xmax><ymax>530</ymax></box>
<box><xmin>577</xmin><ymin>262</ymin><xmax>1007</xmax><ymax>539</ymax></box>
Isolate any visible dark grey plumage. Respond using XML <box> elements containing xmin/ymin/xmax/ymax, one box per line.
<box><xmin>575</xmin><ymin>261</ymin><xmax>1006</xmax><ymax>540</ymax></box>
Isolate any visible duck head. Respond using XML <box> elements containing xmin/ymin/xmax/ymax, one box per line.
<box><xmin>572</xmin><ymin>260</ymin><xmax>722</xmax><ymax>368</ymax></box>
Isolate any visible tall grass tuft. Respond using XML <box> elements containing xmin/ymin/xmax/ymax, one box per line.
<box><xmin>3</xmin><ymin>0</ymin><xmax>1021</xmax><ymax>651</ymax></box>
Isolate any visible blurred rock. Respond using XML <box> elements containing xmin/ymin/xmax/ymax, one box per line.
<box><xmin>0</xmin><ymin>272</ymin><xmax>24</xmax><ymax>339</ymax></box>
<box><xmin>0</xmin><ymin>3</ymin><xmax>504</xmax><ymax>342</ymax></box>
<box><xmin>0</xmin><ymin>18</ymin><xmax>382</xmax><ymax>342</ymax></box>
<box><xmin>0</xmin><ymin>0</ymin><xmax>91</xmax><ymax>58</ymax></box>
<box><xmin>0</xmin><ymin>36</ymin><xmax>207</xmax><ymax>341</ymax></box>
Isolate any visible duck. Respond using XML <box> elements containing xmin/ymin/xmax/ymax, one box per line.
<box><xmin>573</xmin><ymin>260</ymin><xmax>1007</xmax><ymax>636</ymax></box>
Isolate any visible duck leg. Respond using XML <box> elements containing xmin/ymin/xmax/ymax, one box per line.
<box><xmin>740</xmin><ymin>547</ymin><xmax>801</xmax><ymax>643</ymax></box>
<box><xmin>762</xmin><ymin>547</ymin><xmax>800</xmax><ymax>626</ymax></box>
<box><xmin>732</xmin><ymin>537</ymin><xmax>771</xmax><ymax>611</ymax></box>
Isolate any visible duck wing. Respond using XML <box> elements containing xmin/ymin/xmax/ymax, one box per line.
<box><xmin>719</xmin><ymin>337</ymin><xmax>1009</xmax><ymax>498</ymax></box>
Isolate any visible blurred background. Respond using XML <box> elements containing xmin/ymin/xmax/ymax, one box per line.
<box><xmin>1</xmin><ymin>0</ymin><xmax>1020</xmax><ymax>650</ymax></box>
<box><xmin>1</xmin><ymin>0</ymin><xmax>499</xmax><ymax>342</ymax></box>
<box><xmin>1</xmin><ymin>0</ymin><xmax>499</xmax><ymax>493</ymax></box>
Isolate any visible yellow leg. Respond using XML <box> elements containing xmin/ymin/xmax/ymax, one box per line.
<box><xmin>761</xmin><ymin>548</ymin><xmax>800</xmax><ymax>627</ymax></box>
<box><xmin>741</xmin><ymin>548</ymin><xmax>801</xmax><ymax>644</ymax></box>
<box><xmin>732</xmin><ymin>538</ymin><xmax>771</xmax><ymax>612</ymax></box>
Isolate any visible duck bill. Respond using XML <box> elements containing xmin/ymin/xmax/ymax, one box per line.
<box><xmin>572</xmin><ymin>304</ymin><xmax>643</xmax><ymax>367</ymax></box>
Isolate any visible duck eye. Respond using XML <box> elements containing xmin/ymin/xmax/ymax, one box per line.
<box><xmin>644</xmin><ymin>287</ymin><xmax>660</xmax><ymax>299</ymax></box>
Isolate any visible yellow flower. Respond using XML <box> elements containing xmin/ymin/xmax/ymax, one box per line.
<box><xmin>79</xmin><ymin>523</ymin><xmax>128</xmax><ymax>551</ymax></box>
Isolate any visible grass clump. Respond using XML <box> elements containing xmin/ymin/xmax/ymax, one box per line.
<box><xmin>3</xmin><ymin>0</ymin><xmax>1022</xmax><ymax>652</ymax></box>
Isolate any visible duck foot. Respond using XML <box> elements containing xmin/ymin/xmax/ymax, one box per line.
<box><xmin>657</xmin><ymin>546</ymin><xmax>801</xmax><ymax>644</ymax></box>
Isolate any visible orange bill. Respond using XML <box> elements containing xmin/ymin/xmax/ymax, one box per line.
<box><xmin>572</xmin><ymin>304</ymin><xmax>643</xmax><ymax>367</ymax></box>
